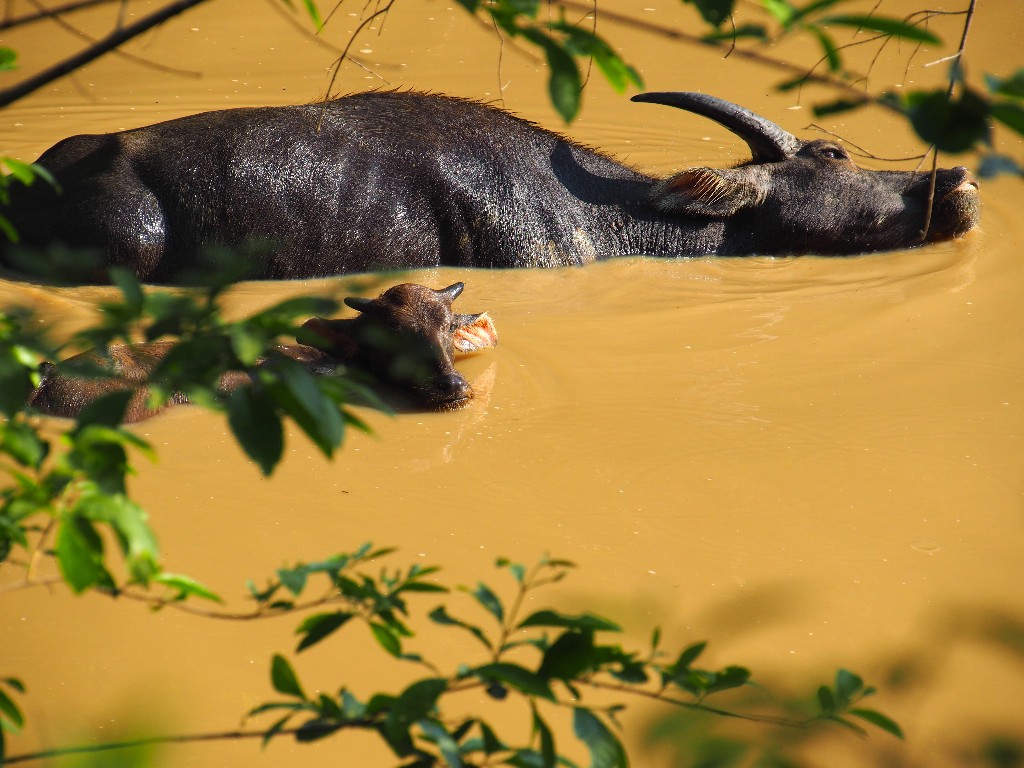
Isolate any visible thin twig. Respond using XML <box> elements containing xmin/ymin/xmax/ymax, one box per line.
<box><xmin>0</xmin><ymin>0</ymin><xmax>209</xmax><ymax>108</ymax></box>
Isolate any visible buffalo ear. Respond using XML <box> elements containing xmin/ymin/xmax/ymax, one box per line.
<box><xmin>299</xmin><ymin>317</ymin><xmax>360</xmax><ymax>360</ymax></box>
<box><xmin>452</xmin><ymin>313</ymin><xmax>498</xmax><ymax>353</ymax></box>
<box><xmin>651</xmin><ymin>167</ymin><xmax>766</xmax><ymax>217</ymax></box>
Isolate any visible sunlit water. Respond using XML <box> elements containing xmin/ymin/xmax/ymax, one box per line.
<box><xmin>2</xmin><ymin>1</ymin><xmax>1022</xmax><ymax>766</ymax></box>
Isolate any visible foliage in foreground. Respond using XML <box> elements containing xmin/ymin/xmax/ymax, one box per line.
<box><xmin>1</xmin><ymin>545</ymin><xmax>903</xmax><ymax>767</ymax></box>
<box><xmin>0</xmin><ymin>276</ymin><xmax>903</xmax><ymax>766</ymax></box>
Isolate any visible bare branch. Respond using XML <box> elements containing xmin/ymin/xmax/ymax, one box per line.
<box><xmin>0</xmin><ymin>0</ymin><xmax>210</xmax><ymax>108</ymax></box>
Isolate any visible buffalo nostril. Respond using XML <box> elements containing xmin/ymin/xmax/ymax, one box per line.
<box><xmin>435</xmin><ymin>373</ymin><xmax>471</xmax><ymax>400</ymax></box>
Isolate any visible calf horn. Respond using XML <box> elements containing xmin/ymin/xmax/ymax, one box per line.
<box><xmin>435</xmin><ymin>282</ymin><xmax>464</xmax><ymax>303</ymax></box>
<box><xmin>631</xmin><ymin>91</ymin><xmax>802</xmax><ymax>163</ymax></box>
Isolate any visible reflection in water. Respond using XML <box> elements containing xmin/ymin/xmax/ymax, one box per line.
<box><xmin>1</xmin><ymin>1</ymin><xmax>1023</xmax><ymax>767</ymax></box>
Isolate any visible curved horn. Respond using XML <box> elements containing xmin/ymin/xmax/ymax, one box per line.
<box><xmin>631</xmin><ymin>91</ymin><xmax>801</xmax><ymax>162</ymax></box>
<box><xmin>436</xmin><ymin>282</ymin><xmax>465</xmax><ymax>303</ymax></box>
<box><xmin>344</xmin><ymin>296</ymin><xmax>375</xmax><ymax>312</ymax></box>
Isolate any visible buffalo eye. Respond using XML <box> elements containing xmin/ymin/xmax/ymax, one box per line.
<box><xmin>819</xmin><ymin>146</ymin><xmax>849</xmax><ymax>161</ymax></box>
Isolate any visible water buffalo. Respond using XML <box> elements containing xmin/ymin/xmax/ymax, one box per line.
<box><xmin>27</xmin><ymin>282</ymin><xmax>498</xmax><ymax>422</ymax></box>
<box><xmin>3</xmin><ymin>90</ymin><xmax>979</xmax><ymax>283</ymax></box>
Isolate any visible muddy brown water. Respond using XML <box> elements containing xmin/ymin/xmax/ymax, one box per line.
<box><xmin>2</xmin><ymin>1</ymin><xmax>1023</xmax><ymax>766</ymax></box>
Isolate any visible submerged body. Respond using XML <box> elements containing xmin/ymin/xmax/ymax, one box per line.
<box><xmin>28</xmin><ymin>283</ymin><xmax>498</xmax><ymax>421</ymax></box>
<box><xmin>5</xmin><ymin>91</ymin><xmax>980</xmax><ymax>283</ymax></box>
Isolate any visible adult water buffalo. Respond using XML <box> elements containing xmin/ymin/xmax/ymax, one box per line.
<box><xmin>28</xmin><ymin>282</ymin><xmax>498</xmax><ymax>421</ymax></box>
<box><xmin>4</xmin><ymin>90</ymin><xmax>979</xmax><ymax>283</ymax></box>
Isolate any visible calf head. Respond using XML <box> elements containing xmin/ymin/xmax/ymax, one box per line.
<box><xmin>633</xmin><ymin>92</ymin><xmax>980</xmax><ymax>255</ymax></box>
<box><xmin>301</xmin><ymin>282</ymin><xmax>497</xmax><ymax>409</ymax></box>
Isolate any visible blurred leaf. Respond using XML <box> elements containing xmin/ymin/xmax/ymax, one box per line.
<box><xmin>546</xmin><ymin>43</ymin><xmax>582</xmax><ymax>123</ymax></box>
<box><xmin>0</xmin><ymin>48</ymin><xmax>16</xmax><ymax>71</ymax></box>
<box><xmin>370</xmin><ymin>622</ymin><xmax>402</xmax><ymax>657</ymax></box>
<box><xmin>978</xmin><ymin>153</ymin><xmax>1023</xmax><ymax>178</ymax></box>
<box><xmin>271</xmin><ymin>654</ymin><xmax>306</xmax><ymax>699</ymax></box>
<box><xmin>533</xmin><ymin>707</ymin><xmax>556</xmax><ymax>768</ymax></box>
<box><xmin>296</xmin><ymin>611</ymin><xmax>354</xmax><ymax>652</ymax></box>
<box><xmin>808</xmin><ymin>26</ymin><xmax>841</xmax><ymax>71</ymax></box>
<box><xmin>817</xmin><ymin>684</ymin><xmax>835</xmax><ymax>713</ymax></box>
<box><xmin>986</xmin><ymin>69</ymin><xmax>1024</xmax><ymax>99</ymax></box>
<box><xmin>834</xmin><ymin>669</ymin><xmax>864</xmax><ymax>706</ymax></box>
<box><xmin>468</xmin><ymin>582</ymin><xmax>504</xmax><ymax>622</ymax></box>
<box><xmin>0</xmin><ymin>687</ymin><xmax>24</xmax><ymax>730</ymax></box>
<box><xmin>573</xmin><ymin>708</ymin><xmax>627</xmax><ymax>768</ymax></box>
<box><xmin>685</xmin><ymin>0</ymin><xmax>734</xmax><ymax>27</ymax></box>
<box><xmin>518</xmin><ymin>609</ymin><xmax>620</xmax><ymax>632</ymax></box>
<box><xmin>154</xmin><ymin>572</ymin><xmax>223</xmax><ymax>603</ymax></box>
<box><xmin>813</xmin><ymin>97</ymin><xmax>867</xmax><ymax>117</ymax></box>
<box><xmin>473</xmin><ymin>663</ymin><xmax>554</xmax><ymax>700</ymax></box>
<box><xmin>227</xmin><ymin>385</ymin><xmax>283</xmax><ymax>475</ymax></box>
<box><xmin>429</xmin><ymin>606</ymin><xmax>493</xmax><ymax>650</ymax></box>
<box><xmin>991</xmin><ymin>102</ymin><xmax>1024</xmax><ymax>136</ymax></box>
<box><xmin>537</xmin><ymin>631</ymin><xmax>595</xmax><ymax>680</ymax></box>
<box><xmin>55</xmin><ymin>516</ymin><xmax>111</xmax><ymax>593</ymax></box>
<box><xmin>906</xmin><ymin>88</ymin><xmax>990</xmax><ymax>152</ymax></box>
<box><xmin>822</xmin><ymin>14</ymin><xmax>941</xmax><ymax>44</ymax></box>
<box><xmin>763</xmin><ymin>0</ymin><xmax>796</xmax><ymax>27</ymax></box>
<box><xmin>1</xmin><ymin>420</ymin><xmax>48</xmax><ymax>468</ymax></box>
<box><xmin>702</xmin><ymin>23</ymin><xmax>768</xmax><ymax>41</ymax></box>
<box><xmin>850</xmin><ymin>708</ymin><xmax>904</xmax><ymax>739</ymax></box>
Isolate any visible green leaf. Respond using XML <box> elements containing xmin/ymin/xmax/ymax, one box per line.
<box><xmin>986</xmin><ymin>69</ymin><xmax>1024</xmax><ymax>99</ymax></box>
<box><xmin>702</xmin><ymin>23</ymin><xmax>768</xmax><ymax>41</ymax></box>
<box><xmin>573</xmin><ymin>708</ymin><xmax>627</xmax><ymax>768</ymax></box>
<box><xmin>0</xmin><ymin>48</ymin><xmax>16</xmax><ymax>71</ymax></box>
<box><xmin>978</xmin><ymin>153</ymin><xmax>1023</xmax><ymax>178</ymax></box>
<box><xmin>537</xmin><ymin>631</ymin><xmax>596</xmax><ymax>680</ymax></box>
<box><xmin>270</xmin><ymin>654</ymin><xmax>306</xmax><ymax>699</ymax></box>
<box><xmin>813</xmin><ymin>98</ymin><xmax>866</xmax><ymax>117</ymax></box>
<box><xmin>834</xmin><ymin>669</ymin><xmax>864</xmax><ymax>706</ymax></box>
<box><xmin>0</xmin><ymin>688</ymin><xmax>24</xmax><ymax>729</ymax></box>
<box><xmin>907</xmin><ymin>88</ymin><xmax>990</xmax><ymax>152</ymax></box>
<box><xmin>822</xmin><ymin>14</ymin><xmax>940</xmax><ymax>44</ymax></box>
<box><xmin>108</xmin><ymin>267</ymin><xmax>144</xmax><ymax>314</ymax></box>
<box><xmin>295</xmin><ymin>611</ymin><xmax>354</xmax><ymax>652</ymax></box>
<box><xmin>469</xmin><ymin>582</ymin><xmax>504</xmax><ymax>622</ymax></box>
<box><xmin>265</xmin><ymin>360</ymin><xmax>344</xmax><ymax>457</ymax></box>
<box><xmin>473</xmin><ymin>663</ymin><xmax>554</xmax><ymax>700</ymax></box>
<box><xmin>227</xmin><ymin>385</ymin><xmax>283</xmax><ymax>475</ymax></box>
<box><xmin>154</xmin><ymin>572</ymin><xmax>223</xmax><ymax>603</ymax></box>
<box><xmin>429</xmin><ymin>606</ymin><xmax>493</xmax><ymax>650</ymax></box>
<box><xmin>762</xmin><ymin>0</ymin><xmax>796</xmax><ymax>26</ymax></box>
<box><xmin>808</xmin><ymin>25</ymin><xmax>841</xmax><ymax>72</ymax></box>
<box><xmin>370</xmin><ymin>622</ymin><xmax>402</xmax><ymax>657</ymax></box>
<box><xmin>55</xmin><ymin>516</ymin><xmax>111</xmax><ymax>593</ymax></box>
<box><xmin>391</xmin><ymin>678</ymin><xmax>447</xmax><ymax>725</ymax></box>
<box><xmin>849</xmin><ymin>708</ymin><xmax>904</xmax><ymax>739</ymax></box>
<box><xmin>1</xmin><ymin>419</ymin><xmax>48</xmax><ymax>468</ymax></box>
<box><xmin>79</xmin><ymin>492</ymin><xmax>159</xmax><ymax>585</ymax></box>
<box><xmin>817</xmin><ymin>684</ymin><xmax>835</xmax><ymax>713</ymax></box>
<box><xmin>518</xmin><ymin>609</ymin><xmax>620</xmax><ymax>632</ymax></box>
<box><xmin>532</xmin><ymin>707</ymin><xmax>556</xmax><ymax>768</ymax></box>
<box><xmin>991</xmin><ymin>102</ymin><xmax>1024</xmax><ymax>137</ymax></box>
<box><xmin>692</xmin><ymin>0</ymin><xmax>734</xmax><ymax>27</ymax></box>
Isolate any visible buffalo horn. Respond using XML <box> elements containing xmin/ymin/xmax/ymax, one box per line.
<box><xmin>436</xmin><ymin>282</ymin><xmax>465</xmax><ymax>302</ymax></box>
<box><xmin>631</xmin><ymin>91</ymin><xmax>802</xmax><ymax>162</ymax></box>
<box><xmin>344</xmin><ymin>296</ymin><xmax>374</xmax><ymax>312</ymax></box>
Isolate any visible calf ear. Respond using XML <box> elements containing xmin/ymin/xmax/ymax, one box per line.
<box><xmin>299</xmin><ymin>318</ymin><xmax>360</xmax><ymax>360</ymax></box>
<box><xmin>651</xmin><ymin>167</ymin><xmax>766</xmax><ymax>217</ymax></box>
<box><xmin>452</xmin><ymin>313</ymin><xmax>498</xmax><ymax>353</ymax></box>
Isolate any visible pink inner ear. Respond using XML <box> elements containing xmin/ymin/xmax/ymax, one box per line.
<box><xmin>453</xmin><ymin>313</ymin><xmax>498</xmax><ymax>353</ymax></box>
<box><xmin>665</xmin><ymin>168</ymin><xmax>723</xmax><ymax>202</ymax></box>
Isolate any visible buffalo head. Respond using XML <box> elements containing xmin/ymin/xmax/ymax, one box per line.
<box><xmin>301</xmin><ymin>282</ymin><xmax>497</xmax><ymax>409</ymax></box>
<box><xmin>633</xmin><ymin>91</ymin><xmax>980</xmax><ymax>255</ymax></box>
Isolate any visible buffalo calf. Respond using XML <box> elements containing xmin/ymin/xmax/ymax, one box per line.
<box><xmin>27</xmin><ymin>283</ymin><xmax>498</xmax><ymax>422</ymax></box>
